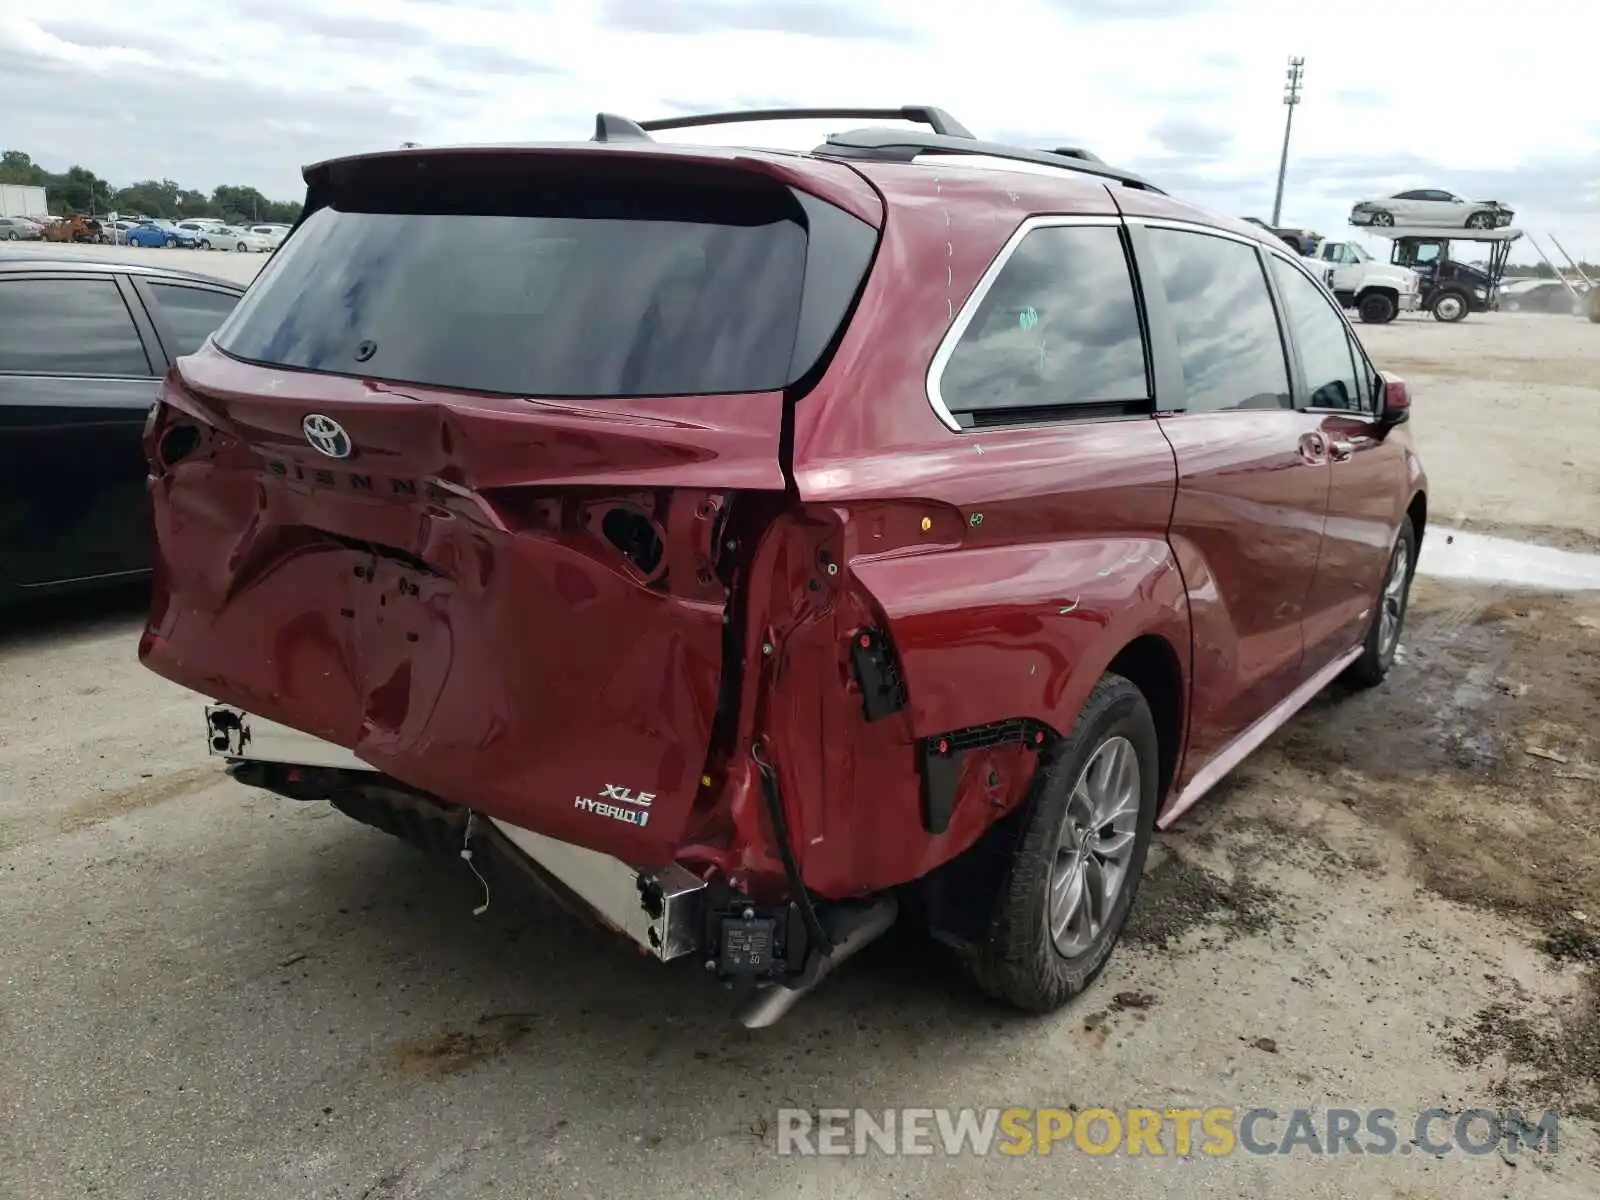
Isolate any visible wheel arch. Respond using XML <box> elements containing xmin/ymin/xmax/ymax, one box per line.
<box><xmin>1406</xmin><ymin>488</ymin><xmax>1427</xmax><ymax>563</ymax></box>
<box><xmin>1105</xmin><ymin>633</ymin><xmax>1185</xmax><ymax>805</ymax></box>
<box><xmin>902</xmin><ymin>626</ymin><xmax>1188</xmax><ymax>950</ymax></box>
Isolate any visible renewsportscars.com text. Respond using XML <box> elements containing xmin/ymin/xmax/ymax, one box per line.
<box><xmin>776</xmin><ymin>1107</ymin><xmax>1562</xmax><ymax>1158</ymax></box>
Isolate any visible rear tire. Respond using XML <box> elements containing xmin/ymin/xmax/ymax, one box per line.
<box><xmin>1358</xmin><ymin>292</ymin><xmax>1398</xmax><ymax>324</ymax></box>
<box><xmin>963</xmin><ymin>674</ymin><xmax>1159</xmax><ymax>1013</ymax></box>
<box><xmin>1346</xmin><ymin>516</ymin><xmax>1416</xmax><ymax>689</ymax></box>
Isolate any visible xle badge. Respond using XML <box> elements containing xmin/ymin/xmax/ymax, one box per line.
<box><xmin>574</xmin><ymin>784</ymin><xmax>655</xmax><ymax>828</ymax></box>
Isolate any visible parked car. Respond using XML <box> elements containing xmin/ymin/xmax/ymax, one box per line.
<box><xmin>0</xmin><ymin>216</ymin><xmax>44</xmax><ymax>241</ymax></box>
<box><xmin>1498</xmin><ymin>278</ymin><xmax>1589</xmax><ymax>314</ymax></box>
<box><xmin>0</xmin><ymin>255</ymin><xmax>244</xmax><ymax>603</ymax></box>
<box><xmin>194</xmin><ymin>225</ymin><xmax>271</xmax><ymax>252</ymax></box>
<box><xmin>175</xmin><ymin>220</ymin><xmax>226</xmax><ymax>244</ymax></box>
<box><xmin>1350</xmin><ymin>189</ymin><xmax>1514</xmax><ymax>229</ymax></box>
<box><xmin>127</xmin><ymin>220</ymin><xmax>202</xmax><ymax>249</ymax></box>
<box><xmin>140</xmin><ymin>107</ymin><xmax>1427</xmax><ymax>1024</ymax></box>
<box><xmin>247</xmin><ymin>223</ymin><xmax>291</xmax><ymax>249</ymax></box>
<box><xmin>126</xmin><ymin>222</ymin><xmax>174</xmax><ymax>248</ymax></box>
<box><xmin>42</xmin><ymin>215</ymin><xmax>105</xmax><ymax>243</ymax></box>
<box><xmin>1240</xmin><ymin>216</ymin><xmax>1321</xmax><ymax>256</ymax></box>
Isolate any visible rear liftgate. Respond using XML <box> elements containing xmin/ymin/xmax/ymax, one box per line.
<box><xmin>141</xmin><ymin>141</ymin><xmax>908</xmax><ymax>1024</ymax></box>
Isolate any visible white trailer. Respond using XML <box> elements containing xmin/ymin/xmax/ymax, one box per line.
<box><xmin>0</xmin><ymin>184</ymin><xmax>49</xmax><ymax>217</ymax></box>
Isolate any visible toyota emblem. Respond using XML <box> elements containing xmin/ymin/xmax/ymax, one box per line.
<box><xmin>302</xmin><ymin>413</ymin><xmax>353</xmax><ymax>459</ymax></box>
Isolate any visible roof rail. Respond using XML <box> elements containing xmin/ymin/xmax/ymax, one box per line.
<box><xmin>632</xmin><ymin>106</ymin><xmax>976</xmax><ymax>139</ymax></box>
<box><xmin>815</xmin><ymin>128</ymin><xmax>1162</xmax><ymax>192</ymax></box>
<box><xmin>591</xmin><ymin>106</ymin><xmax>975</xmax><ymax>143</ymax></box>
<box><xmin>585</xmin><ymin>106</ymin><xmax>1156</xmax><ymax>191</ymax></box>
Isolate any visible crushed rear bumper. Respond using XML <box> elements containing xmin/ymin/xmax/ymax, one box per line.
<box><xmin>203</xmin><ymin>703</ymin><xmax>708</xmax><ymax>962</ymax></box>
<box><xmin>201</xmin><ymin>703</ymin><xmax>898</xmax><ymax>1025</ymax></box>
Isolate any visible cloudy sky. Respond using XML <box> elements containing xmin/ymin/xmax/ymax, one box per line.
<box><xmin>4</xmin><ymin>0</ymin><xmax>1597</xmax><ymax>261</ymax></box>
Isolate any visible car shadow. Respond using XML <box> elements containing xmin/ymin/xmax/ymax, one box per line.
<box><xmin>241</xmin><ymin>818</ymin><xmax>1036</xmax><ymax>1115</ymax></box>
<box><xmin>0</xmin><ymin>580</ymin><xmax>150</xmax><ymax>653</ymax></box>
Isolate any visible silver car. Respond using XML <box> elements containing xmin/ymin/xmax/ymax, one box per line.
<box><xmin>0</xmin><ymin>216</ymin><xmax>44</xmax><ymax>241</ymax></box>
<box><xmin>1350</xmin><ymin>189</ymin><xmax>1514</xmax><ymax>230</ymax></box>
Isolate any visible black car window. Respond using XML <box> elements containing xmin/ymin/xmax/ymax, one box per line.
<box><xmin>1144</xmin><ymin>228</ymin><xmax>1292</xmax><ymax>413</ymax></box>
<box><xmin>144</xmin><ymin>283</ymin><xmax>240</xmax><ymax>357</ymax></box>
<box><xmin>1270</xmin><ymin>258</ymin><xmax>1366</xmax><ymax>412</ymax></box>
<box><xmin>214</xmin><ymin>170</ymin><xmax>874</xmax><ymax>399</ymax></box>
<box><xmin>939</xmin><ymin>224</ymin><xmax>1149</xmax><ymax>421</ymax></box>
<box><xmin>0</xmin><ymin>277</ymin><xmax>152</xmax><ymax>376</ymax></box>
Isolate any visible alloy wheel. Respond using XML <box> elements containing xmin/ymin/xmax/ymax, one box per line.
<box><xmin>1049</xmin><ymin>735</ymin><xmax>1141</xmax><ymax>958</ymax></box>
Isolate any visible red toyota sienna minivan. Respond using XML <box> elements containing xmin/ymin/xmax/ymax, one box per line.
<box><xmin>139</xmin><ymin>106</ymin><xmax>1427</xmax><ymax>1025</ymax></box>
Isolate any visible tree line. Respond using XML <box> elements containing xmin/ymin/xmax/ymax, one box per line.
<box><xmin>0</xmin><ymin>150</ymin><xmax>301</xmax><ymax>225</ymax></box>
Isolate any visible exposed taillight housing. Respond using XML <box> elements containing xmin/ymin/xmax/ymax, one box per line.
<box><xmin>144</xmin><ymin>374</ymin><xmax>213</xmax><ymax>474</ymax></box>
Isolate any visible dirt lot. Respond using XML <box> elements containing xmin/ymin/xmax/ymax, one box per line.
<box><xmin>1</xmin><ymin>262</ymin><xmax>1598</xmax><ymax>1198</ymax></box>
<box><xmin>0</xmin><ymin>240</ymin><xmax>266</xmax><ymax>286</ymax></box>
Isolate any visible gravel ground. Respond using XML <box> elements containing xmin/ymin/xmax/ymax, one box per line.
<box><xmin>2</xmin><ymin>249</ymin><xmax>1598</xmax><ymax>1199</ymax></box>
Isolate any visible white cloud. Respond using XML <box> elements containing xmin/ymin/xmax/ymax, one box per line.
<box><xmin>3</xmin><ymin>0</ymin><xmax>1596</xmax><ymax>260</ymax></box>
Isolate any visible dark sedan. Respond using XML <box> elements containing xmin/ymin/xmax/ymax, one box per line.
<box><xmin>0</xmin><ymin>254</ymin><xmax>245</xmax><ymax>603</ymax></box>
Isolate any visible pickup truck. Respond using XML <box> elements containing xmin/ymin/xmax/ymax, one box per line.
<box><xmin>1240</xmin><ymin>217</ymin><xmax>1321</xmax><ymax>256</ymax></box>
<box><xmin>1308</xmin><ymin>239</ymin><xmax>1421</xmax><ymax>324</ymax></box>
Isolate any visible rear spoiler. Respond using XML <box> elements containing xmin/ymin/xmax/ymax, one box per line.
<box><xmin>295</xmin><ymin>143</ymin><xmax>886</xmax><ymax>229</ymax></box>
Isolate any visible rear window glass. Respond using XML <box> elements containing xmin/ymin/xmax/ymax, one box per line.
<box><xmin>215</xmin><ymin>178</ymin><xmax>834</xmax><ymax>398</ymax></box>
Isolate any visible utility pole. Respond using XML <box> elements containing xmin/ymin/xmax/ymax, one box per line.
<box><xmin>1271</xmin><ymin>56</ymin><xmax>1305</xmax><ymax>227</ymax></box>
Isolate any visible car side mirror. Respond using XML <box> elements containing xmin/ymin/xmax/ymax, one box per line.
<box><xmin>1377</xmin><ymin>372</ymin><xmax>1411</xmax><ymax>426</ymax></box>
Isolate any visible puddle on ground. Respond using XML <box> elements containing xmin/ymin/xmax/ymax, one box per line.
<box><xmin>1417</xmin><ymin>528</ymin><xmax>1600</xmax><ymax>591</ymax></box>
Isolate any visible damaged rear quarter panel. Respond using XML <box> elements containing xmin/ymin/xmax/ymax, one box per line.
<box><xmin>767</xmin><ymin>169</ymin><xmax>1190</xmax><ymax>897</ymax></box>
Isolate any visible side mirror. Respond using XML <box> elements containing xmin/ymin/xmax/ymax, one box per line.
<box><xmin>1378</xmin><ymin>372</ymin><xmax>1411</xmax><ymax>426</ymax></box>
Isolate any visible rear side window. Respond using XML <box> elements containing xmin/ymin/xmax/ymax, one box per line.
<box><xmin>216</xmin><ymin>173</ymin><xmax>875</xmax><ymax>398</ymax></box>
<box><xmin>1143</xmin><ymin>229</ymin><xmax>1291</xmax><ymax>413</ymax></box>
<box><xmin>938</xmin><ymin>224</ymin><xmax>1149</xmax><ymax>423</ymax></box>
<box><xmin>1270</xmin><ymin>258</ymin><xmax>1367</xmax><ymax>412</ymax></box>
<box><xmin>144</xmin><ymin>283</ymin><xmax>239</xmax><ymax>357</ymax></box>
<box><xmin>0</xmin><ymin>278</ymin><xmax>151</xmax><ymax>376</ymax></box>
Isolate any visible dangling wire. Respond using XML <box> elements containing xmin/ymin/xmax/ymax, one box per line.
<box><xmin>460</xmin><ymin>811</ymin><xmax>491</xmax><ymax>917</ymax></box>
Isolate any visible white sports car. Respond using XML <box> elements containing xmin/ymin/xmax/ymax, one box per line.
<box><xmin>1350</xmin><ymin>189</ymin><xmax>1514</xmax><ymax>230</ymax></box>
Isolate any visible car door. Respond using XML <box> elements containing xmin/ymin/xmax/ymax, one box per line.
<box><xmin>0</xmin><ymin>272</ymin><xmax>165</xmax><ymax>591</ymax></box>
<box><xmin>1266</xmin><ymin>253</ymin><xmax>1406</xmax><ymax>676</ymax></box>
<box><xmin>1129</xmin><ymin>220</ymin><xmax>1332</xmax><ymax>778</ymax></box>
<box><xmin>1388</xmin><ymin>191</ymin><xmax>1424</xmax><ymax>223</ymax></box>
